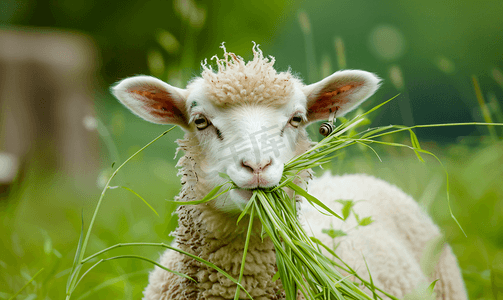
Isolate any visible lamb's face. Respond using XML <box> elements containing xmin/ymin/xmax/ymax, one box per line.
<box><xmin>112</xmin><ymin>47</ymin><xmax>380</xmax><ymax>213</ymax></box>
<box><xmin>184</xmin><ymin>82</ymin><xmax>308</xmax><ymax>208</ymax></box>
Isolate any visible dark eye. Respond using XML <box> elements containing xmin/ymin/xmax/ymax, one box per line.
<box><xmin>194</xmin><ymin>115</ymin><xmax>210</xmax><ymax>130</ymax></box>
<box><xmin>289</xmin><ymin>115</ymin><xmax>302</xmax><ymax>128</ymax></box>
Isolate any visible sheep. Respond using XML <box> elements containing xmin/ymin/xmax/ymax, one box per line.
<box><xmin>111</xmin><ymin>44</ymin><xmax>468</xmax><ymax>300</ymax></box>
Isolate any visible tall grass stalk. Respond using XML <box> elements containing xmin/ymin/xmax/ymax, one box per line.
<box><xmin>334</xmin><ymin>37</ymin><xmax>346</xmax><ymax>70</ymax></box>
<box><xmin>472</xmin><ymin>75</ymin><xmax>497</xmax><ymax>140</ymax></box>
<box><xmin>487</xmin><ymin>92</ymin><xmax>503</xmax><ymax>124</ymax></box>
<box><xmin>298</xmin><ymin>10</ymin><xmax>318</xmax><ymax>84</ymax></box>
<box><xmin>65</xmin><ymin>127</ymin><xmax>176</xmax><ymax>299</ymax></box>
<box><xmin>8</xmin><ymin>268</ymin><xmax>44</xmax><ymax>300</ymax></box>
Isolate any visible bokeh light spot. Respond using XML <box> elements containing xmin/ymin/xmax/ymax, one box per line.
<box><xmin>435</xmin><ymin>56</ymin><xmax>456</xmax><ymax>74</ymax></box>
<box><xmin>369</xmin><ymin>25</ymin><xmax>405</xmax><ymax>61</ymax></box>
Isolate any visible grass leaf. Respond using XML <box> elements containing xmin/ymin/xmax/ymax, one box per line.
<box><xmin>287</xmin><ymin>182</ymin><xmax>343</xmax><ymax>220</ymax></box>
<box><xmin>166</xmin><ymin>182</ymin><xmax>232</xmax><ymax>205</ymax></box>
<box><xmin>113</xmin><ymin>186</ymin><xmax>159</xmax><ymax>217</ymax></box>
<box><xmin>322</xmin><ymin>228</ymin><xmax>347</xmax><ymax>239</ymax></box>
<box><xmin>337</xmin><ymin>200</ymin><xmax>354</xmax><ymax>220</ymax></box>
<box><xmin>8</xmin><ymin>268</ymin><xmax>44</xmax><ymax>300</ymax></box>
<box><xmin>358</xmin><ymin>216</ymin><xmax>374</xmax><ymax>227</ymax></box>
<box><xmin>428</xmin><ymin>279</ymin><xmax>439</xmax><ymax>294</ymax></box>
<box><xmin>234</xmin><ymin>207</ymin><xmax>255</xmax><ymax>300</ymax></box>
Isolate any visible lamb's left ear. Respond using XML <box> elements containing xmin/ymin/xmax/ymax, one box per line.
<box><xmin>303</xmin><ymin>70</ymin><xmax>381</xmax><ymax>122</ymax></box>
<box><xmin>111</xmin><ymin>76</ymin><xmax>189</xmax><ymax>128</ymax></box>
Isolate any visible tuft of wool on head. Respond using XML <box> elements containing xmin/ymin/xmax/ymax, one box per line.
<box><xmin>201</xmin><ymin>42</ymin><xmax>299</xmax><ymax>107</ymax></box>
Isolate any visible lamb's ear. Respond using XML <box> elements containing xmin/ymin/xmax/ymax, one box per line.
<box><xmin>111</xmin><ymin>76</ymin><xmax>189</xmax><ymax>128</ymax></box>
<box><xmin>303</xmin><ymin>70</ymin><xmax>381</xmax><ymax>122</ymax></box>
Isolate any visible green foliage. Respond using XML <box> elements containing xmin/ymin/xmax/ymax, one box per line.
<box><xmin>322</xmin><ymin>228</ymin><xmax>347</xmax><ymax>240</ymax></box>
<box><xmin>336</xmin><ymin>200</ymin><xmax>354</xmax><ymax>221</ymax></box>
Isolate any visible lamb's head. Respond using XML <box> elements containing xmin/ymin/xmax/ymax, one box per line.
<box><xmin>112</xmin><ymin>44</ymin><xmax>380</xmax><ymax>213</ymax></box>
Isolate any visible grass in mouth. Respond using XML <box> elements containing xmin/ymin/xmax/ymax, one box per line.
<box><xmin>64</xmin><ymin>96</ymin><xmax>503</xmax><ymax>300</ymax></box>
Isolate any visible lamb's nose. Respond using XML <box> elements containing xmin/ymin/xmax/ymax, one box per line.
<box><xmin>241</xmin><ymin>158</ymin><xmax>272</xmax><ymax>174</ymax></box>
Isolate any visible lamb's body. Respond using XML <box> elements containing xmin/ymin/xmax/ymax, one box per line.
<box><xmin>143</xmin><ymin>173</ymin><xmax>467</xmax><ymax>300</ymax></box>
<box><xmin>112</xmin><ymin>44</ymin><xmax>467</xmax><ymax>300</ymax></box>
<box><xmin>306</xmin><ymin>174</ymin><xmax>466</xmax><ymax>299</ymax></box>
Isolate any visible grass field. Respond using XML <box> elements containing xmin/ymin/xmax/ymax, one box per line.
<box><xmin>1</xmin><ymin>91</ymin><xmax>502</xmax><ymax>299</ymax></box>
<box><xmin>1</xmin><ymin>2</ymin><xmax>503</xmax><ymax>297</ymax></box>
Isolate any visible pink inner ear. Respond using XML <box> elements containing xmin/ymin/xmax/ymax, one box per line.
<box><xmin>308</xmin><ymin>84</ymin><xmax>359</xmax><ymax>120</ymax></box>
<box><xmin>131</xmin><ymin>90</ymin><xmax>186</xmax><ymax>123</ymax></box>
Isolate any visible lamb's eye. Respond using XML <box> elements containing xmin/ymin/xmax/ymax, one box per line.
<box><xmin>289</xmin><ymin>115</ymin><xmax>302</xmax><ymax>128</ymax></box>
<box><xmin>194</xmin><ymin>115</ymin><xmax>210</xmax><ymax>130</ymax></box>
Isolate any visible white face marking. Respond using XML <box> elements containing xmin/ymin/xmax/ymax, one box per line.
<box><xmin>186</xmin><ymin>85</ymin><xmax>308</xmax><ymax>213</ymax></box>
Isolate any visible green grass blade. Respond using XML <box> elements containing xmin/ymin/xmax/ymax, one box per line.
<box><xmin>237</xmin><ymin>192</ymin><xmax>256</xmax><ymax>224</ymax></box>
<box><xmin>104</xmin><ymin>255</ymin><xmax>195</xmax><ymax>282</ymax></box>
<box><xmin>234</xmin><ymin>207</ymin><xmax>255</xmax><ymax>300</ymax></box>
<box><xmin>74</xmin><ymin>270</ymin><xmax>148</xmax><ymax>300</ymax></box>
<box><xmin>110</xmin><ymin>186</ymin><xmax>159</xmax><ymax>217</ymax></box>
<box><xmin>79</xmin><ymin>242</ymin><xmax>253</xmax><ymax>299</ymax></box>
<box><xmin>362</xmin><ymin>255</ymin><xmax>379</xmax><ymax>300</ymax></box>
<box><xmin>472</xmin><ymin>75</ymin><xmax>498</xmax><ymax>140</ymax></box>
<box><xmin>428</xmin><ymin>279</ymin><xmax>439</xmax><ymax>294</ymax></box>
<box><xmin>66</xmin><ymin>127</ymin><xmax>177</xmax><ymax>300</ymax></box>
<box><xmin>360</xmin><ymin>94</ymin><xmax>400</xmax><ymax>117</ymax></box>
<box><xmin>286</xmin><ymin>182</ymin><xmax>343</xmax><ymax>220</ymax></box>
<box><xmin>8</xmin><ymin>268</ymin><xmax>44</xmax><ymax>300</ymax></box>
<box><xmin>166</xmin><ymin>182</ymin><xmax>233</xmax><ymax>205</ymax></box>
<box><xmin>78</xmin><ymin>127</ymin><xmax>176</xmax><ymax>261</ymax></box>
<box><xmin>66</xmin><ymin>212</ymin><xmax>85</xmax><ymax>294</ymax></box>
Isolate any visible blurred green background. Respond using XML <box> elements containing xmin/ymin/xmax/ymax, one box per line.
<box><xmin>1</xmin><ymin>0</ymin><xmax>503</xmax><ymax>299</ymax></box>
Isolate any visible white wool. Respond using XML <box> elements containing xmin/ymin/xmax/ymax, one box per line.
<box><xmin>303</xmin><ymin>173</ymin><xmax>467</xmax><ymax>299</ymax></box>
<box><xmin>200</xmin><ymin>43</ymin><xmax>300</xmax><ymax>108</ymax></box>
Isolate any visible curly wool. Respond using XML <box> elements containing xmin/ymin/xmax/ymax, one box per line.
<box><xmin>144</xmin><ymin>206</ymin><xmax>281</xmax><ymax>300</ymax></box>
<box><xmin>200</xmin><ymin>43</ymin><xmax>299</xmax><ymax>108</ymax></box>
<box><xmin>303</xmin><ymin>173</ymin><xmax>467</xmax><ymax>299</ymax></box>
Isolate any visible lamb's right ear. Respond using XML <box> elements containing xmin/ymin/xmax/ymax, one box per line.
<box><xmin>111</xmin><ymin>76</ymin><xmax>189</xmax><ymax>128</ymax></box>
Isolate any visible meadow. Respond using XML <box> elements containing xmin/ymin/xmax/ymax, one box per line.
<box><xmin>2</xmin><ymin>93</ymin><xmax>502</xmax><ymax>299</ymax></box>
<box><xmin>1</xmin><ymin>0</ymin><xmax>503</xmax><ymax>299</ymax></box>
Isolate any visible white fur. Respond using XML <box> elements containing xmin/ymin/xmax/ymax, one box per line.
<box><xmin>111</xmin><ymin>45</ymin><xmax>467</xmax><ymax>300</ymax></box>
<box><xmin>303</xmin><ymin>173</ymin><xmax>467</xmax><ymax>299</ymax></box>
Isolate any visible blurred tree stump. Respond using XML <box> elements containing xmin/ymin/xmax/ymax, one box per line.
<box><xmin>0</xmin><ymin>27</ymin><xmax>100</xmax><ymax>194</ymax></box>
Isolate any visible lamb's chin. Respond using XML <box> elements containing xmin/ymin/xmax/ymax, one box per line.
<box><xmin>212</xmin><ymin>188</ymin><xmax>254</xmax><ymax>214</ymax></box>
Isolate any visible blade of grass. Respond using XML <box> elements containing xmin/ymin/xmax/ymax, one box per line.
<box><xmin>109</xmin><ymin>186</ymin><xmax>159</xmax><ymax>217</ymax></box>
<box><xmin>78</xmin><ymin>242</ymin><xmax>252</xmax><ymax>298</ymax></box>
<box><xmin>362</xmin><ymin>255</ymin><xmax>379</xmax><ymax>300</ymax></box>
<box><xmin>472</xmin><ymin>75</ymin><xmax>497</xmax><ymax>140</ymax></box>
<box><xmin>74</xmin><ymin>270</ymin><xmax>148</xmax><ymax>300</ymax></box>
<box><xmin>166</xmin><ymin>181</ymin><xmax>233</xmax><ymax>205</ymax></box>
<box><xmin>287</xmin><ymin>182</ymin><xmax>343</xmax><ymax>220</ymax></box>
<box><xmin>66</xmin><ymin>127</ymin><xmax>176</xmax><ymax>300</ymax></box>
<box><xmin>237</xmin><ymin>192</ymin><xmax>256</xmax><ymax>224</ymax></box>
<box><xmin>8</xmin><ymin>268</ymin><xmax>44</xmax><ymax>300</ymax></box>
<box><xmin>66</xmin><ymin>212</ymin><xmax>84</xmax><ymax>294</ymax></box>
<box><xmin>234</xmin><ymin>207</ymin><xmax>255</xmax><ymax>300</ymax></box>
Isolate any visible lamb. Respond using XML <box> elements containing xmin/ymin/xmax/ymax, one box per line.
<box><xmin>111</xmin><ymin>44</ymin><xmax>468</xmax><ymax>300</ymax></box>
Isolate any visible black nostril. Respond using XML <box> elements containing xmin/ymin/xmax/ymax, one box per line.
<box><xmin>263</xmin><ymin>158</ymin><xmax>272</xmax><ymax>169</ymax></box>
<box><xmin>241</xmin><ymin>160</ymin><xmax>255</xmax><ymax>173</ymax></box>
